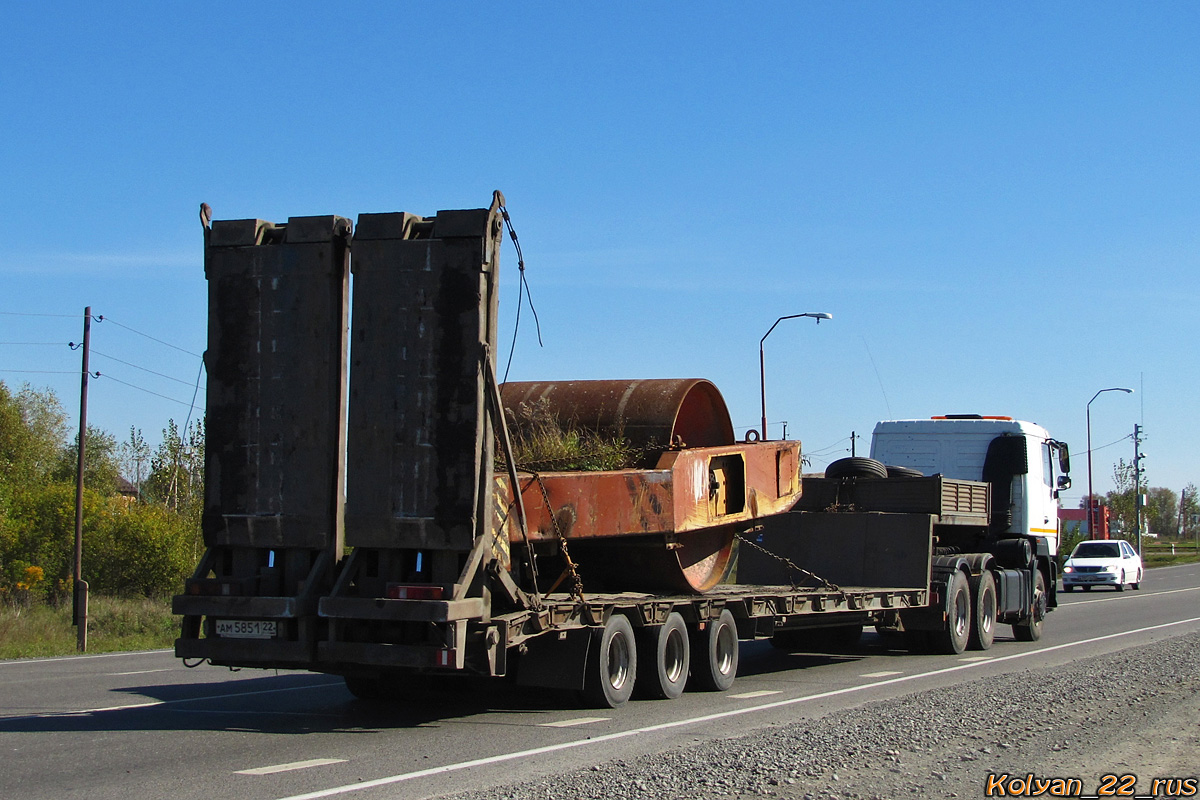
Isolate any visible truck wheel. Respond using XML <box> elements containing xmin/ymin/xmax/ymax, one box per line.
<box><xmin>1013</xmin><ymin>569</ymin><xmax>1047</xmax><ymax>642</ymax></box>
<box><xmin>636</xmin><ymin>612</ymin><xmax>690</xmax><ymax>700</ymax></box>
<box><xmin>689</xmin><ymin>608</ymin><xmax>738</xmax><ymax>692</ymax></box>
<box><xmin>930</xmin><ymin>570</ymin><xmax>970</xmax><ymax>654</ymax></box>
<box><xmin>825</xmin><ymin>457</ymin><xmax>887</xmax><ymax>480</ymax></box>
<box><xmin>967</xmin><ymin>571</ymin><xmax>996</xmax><ymax>651</ymax></box>
<box><xmin>581</xmin><ymin>614</ymin><xmax>637</xmax><ymax>708</ymax></box>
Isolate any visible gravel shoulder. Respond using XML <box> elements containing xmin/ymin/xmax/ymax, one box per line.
<box><xmin>445</xmin><ymin>631</ymin><xmax>1200</xmax><ymax>800</ymax></box>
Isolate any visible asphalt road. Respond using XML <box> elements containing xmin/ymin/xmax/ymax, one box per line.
<box><xmin>3</xmin><ymin>562</ymin><xmax>1198</xmax><ymax>800</ymax></box>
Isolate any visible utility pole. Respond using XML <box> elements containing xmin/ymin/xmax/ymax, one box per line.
<box><xmin>1133</xmin><ymin>424</ymin><xmax>1145</xmax><ymax>556</ymax></box>
<box><xmin>850</xmin><ymin>430</ymin><xmax>856</xmax><ymax>457</ymax></box>
<box><xmin>71</xmin><ymin>307</ymin><xmax>92</xmax><ymax>652</ymax></box>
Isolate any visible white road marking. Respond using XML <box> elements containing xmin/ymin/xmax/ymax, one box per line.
<box><xmin>1057</xmin><ymin>585</ymin><xmax>1200</xmax><ymax>606</ymax></box>
<box><xmin>108</xmin><ymin>669</ymin><xmax>172</xmax><ymax>676</ymax></box>
<box><xmin>958</xmin><ymin>656</ymin><xmax>993</xmax><ymax>662</ymax></box>
<box><xmin>728</xmin><ymin>690</ymin><xmax>781</xmax><ymax>699</ymax></box>
<box><xmin>859</xmin><ymin>670</ymin><xmax>902</xmax><ymax>678</ymax></box>
<box><xmin>238</xmin><ymin>759</ymin><xmax>347</xmax><ymax>776</ymax></box>
<box><xmin>0</xmin><ymin>680</ymin><xmax>342</xmax><ymax>722</ymax></box>
<box><xmin>539</xmin><ymin>717</ymin><xmax>609</xmax><ymax>728</ymax></box>
<box><xmin>0</xmin><ymin>649</ymin><xmax>173</xmax><ymax>666</ymax></box>
<box><xmin>271</xmin><ymin>614</ymin><xmax>1200</xmax><ymax>800</ymax></box>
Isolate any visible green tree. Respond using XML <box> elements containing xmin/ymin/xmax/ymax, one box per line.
<box><xmin>0</xmin><ymin>381</ymin><xmax>69</xmax><ymax>489</ymax></box>
<box><xmin>1179</xmin><ymin>483</ymin><xmax>1199</xmax><ymax>542</ymax></box>
<box><xmin>52</xmin><ymin>426</ymin><xmax>122</xmax><ymax>496</ymax></box>
<box><xmin>1145</xmin><ymin>487</ymin><xmax>1179</xmax><ymax>539</ymax></box>
<box><xmin>144</xmin><ymin>419</ymin><xmax>204</xmax><ymax>519</ymax></box>
<box><xmin>119</xmin><ymin>427</ymin><xmax>152</xmax><ymax>500</ymax></box>
<box><xmin>1105</xmin><ymin>458</ymin><xmax>1145</xmax><ymax>537</ymax></box>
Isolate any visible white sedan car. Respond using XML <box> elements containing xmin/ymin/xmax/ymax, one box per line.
<box><xmin>1061</xmin><ymin>539</ymin><xmax>1143</xmax><ymax>592</ymax></box>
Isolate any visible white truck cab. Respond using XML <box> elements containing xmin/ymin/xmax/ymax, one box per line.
<box><xmin>870</xmin><ymin>416</ymin><xmax>1071</xmax><ymax>555</ymax></box>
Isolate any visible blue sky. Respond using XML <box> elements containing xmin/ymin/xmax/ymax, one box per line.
<box><xmin>2</xmin><ymin>3</ymin><xmax>1196</xmax><ymax>506</ymax></box>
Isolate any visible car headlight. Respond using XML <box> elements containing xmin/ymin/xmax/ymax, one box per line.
<box><xmin>1062</xmin><ymin>566</ymin><xmax>1074</xmax><ymax>574</ymax></box>
<box><xmin>1104</xmin><ymin>565</ymin><xmax>1119</xmax><ymax>573</ymax></box>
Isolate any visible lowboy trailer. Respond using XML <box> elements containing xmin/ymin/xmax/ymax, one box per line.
<box><xmin>174</xmin><ymin>196</ymin><xmax>1065</xmax><ymax>707</ymax></box>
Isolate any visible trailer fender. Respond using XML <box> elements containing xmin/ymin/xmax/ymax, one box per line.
<box><xmin>900</xmin><ymin>560</ymin><xmax>970</xmax><ymax>632</ymax></box>
<box><xmin>515</xmin><ymin>629</ymin><xmax>592</xmax><ymax>691</ymax></box>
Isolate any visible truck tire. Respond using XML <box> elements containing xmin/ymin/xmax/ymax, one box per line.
<box><xmin>636</xmin><ymin>612</ymin><xmax>690</xmax><ymax>700</ymax></box>
<box><xmin>967</xmin><ymin>571</ymin><xmax>997</xmax><ymax>651</ymax></box>
<box><xmin>581</xmin><ymin>614</ymin><xmax>637</xmax><ymax>708</ymax></box>
<box><xmin>689</xmin><ymin>608</ymin><xmax>738</xmax><ymax>692</ymax></box>
<box><xmin>930</xmin><ymin>570</ymin><xmax>971</xmax><ymax>654</ymax></box>
<box><xmin>825</xmin><ymin>457</ymin><xmax>888</xmax><ymax>480</ymax></box>
<box><xmin>1013</xmin><ymin>569</ymin><xmax>1047</xmax><ymax>642</ymax></box>
<box><xmin>885</xmin><ymin>465</ymin><xmax>924</xmax><ymax>478</ymax></box>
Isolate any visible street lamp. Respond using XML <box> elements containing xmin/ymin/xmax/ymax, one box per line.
<box><xmin>760</xmin><ymin>312</ymin><xmax>832</xmax><ymax>440</ymax></box>
<box><xmin>1086</xmin><ymin>387</ymin><xmax>1133</xmax><ymax>539</ymax></box>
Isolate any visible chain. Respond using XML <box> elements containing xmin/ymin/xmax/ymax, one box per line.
<box><xmin>526</xmin><ymin>470</ymin><xmax>587</xmax><ymax>603</ymax></box>
<box><xmin>735</xmin><ymin>531</ymin><xmax>841</xmax><ymax>592</ymax></box>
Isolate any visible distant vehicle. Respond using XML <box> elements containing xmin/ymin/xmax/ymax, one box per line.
<box><xmin>1061</xmin><ymin>540</ymin><xmax>1142</xmax><ymax>592</ymax></box>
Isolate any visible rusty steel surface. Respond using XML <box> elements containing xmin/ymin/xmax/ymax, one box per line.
<box><xmin>496</xmin><ymin>440</ymin><xmax>802</xmax><ymax>592</ymax></box>
<box><xmin>500</xmin><ymin>379</ymin><xmax>736</xmax><ymax>453</ymax></box>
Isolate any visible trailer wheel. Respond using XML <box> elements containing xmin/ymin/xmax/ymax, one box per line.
<box><xmin>825</xmin><ymin>457</ymin><xmax>887</xmax><ymax>480</ymax></box>
<box><xmin>581</xmin><ymin>614</ymin><xmax>637</xmax><ymax>708</ymax></box>
<box><xmin>689</xmin><ymin>609</ymin><xmax>738</xmax><ymax>692</ymax></box>
<box><xmin>1013</xmin><ymin>569</ymin><xmax>1047</xmax><ymax>642</ymax></box>
<box><xmin>967</xmin><ymin>571</ymin><xmax>997</xmax><ymax>651</ymax></box>
<box><xmin>930</xmin><ymin>570</ymin><xmax>970</xmax><ymax>654</ymax></box>
<box><xmin>636</xmin><ymin>612</ymin><xmax>690</xmax><ymax>700</ymax></box>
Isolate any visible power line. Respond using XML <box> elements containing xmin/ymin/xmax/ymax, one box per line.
<box><xmin>0</xmin><ymin>341</ymin><xmax>68</xmax><ymax>346</ymax></box>
<box><xmin>91</xmin><ymin>349</ymin><xmax>206</xmax><ymax>390</ymax></box>
<box><xmin>0</xmin><ymin>310</ymin><xmax>80</xmax><ymax>318</ymax></box>
<box><xmin>95</xmin><ymin>373</ymin><xmax>206</xmax><ymax>409</ymax></box>
<box><xmin>0</xmin><ymin>369</ymin><xmax>77</xmax><ymax>375</ymax></box>
<box><xmin>95</xmin><ymin>316</ymin><xmax>202</xmax><ymax>358</ymax></box>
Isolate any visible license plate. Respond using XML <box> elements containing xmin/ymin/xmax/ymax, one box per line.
<box><xmin>215</xmin><ymin>619</ymin><xmax>277</xmax><ymax>639</ymax></box>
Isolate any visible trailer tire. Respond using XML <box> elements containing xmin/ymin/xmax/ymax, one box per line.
<box><xmin>581</xmin><ymin>614</ymin><xmax>637</xmax><ymax>708</ymax></box>
<box><xmin>967</xmin><ymin>571</ymin><xmax>997</xmax><ymax>651</ymax></box>
<box><xmin>1013</xmin><ymin>569</ymin><xmax>1047</xmax><ymax>642</ymax></box>
<box><xmin>930</xmin><ymin>570</ymin><xmax>971</xmax><ymax>654</ymax></box>
<box><xmin>825</xmin><ymin>457</ymin><xmax>887</xmax><ymax>480</ymax></box>
<box><xmin>689</xmin><ymin>609</ymin><xmax>738</xmax><ymax>692</ymax></box>
<box><xmin>636</xmin><ymin>612</ymin><xmax>690</xmax><ymax>700</ymax></box>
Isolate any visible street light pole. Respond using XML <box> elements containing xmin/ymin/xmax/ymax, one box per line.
<box><xmin>1086</xmin><ymin>386</ymin><xmax>1132</xmax><ymax>539</ymax></box>
<box><xmin>759</xmin><ymin>312</ymin><xmax>831</xmax><ymax>441</ymax></box>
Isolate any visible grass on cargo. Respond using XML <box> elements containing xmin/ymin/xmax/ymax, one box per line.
<box><xmin>0</xmin><ymin>596</ymin><xmax>177</xmax><ymax>660</ymax></box>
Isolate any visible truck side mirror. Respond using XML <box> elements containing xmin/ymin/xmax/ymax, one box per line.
<box><xmin>1057</xmin><ymin>475</ymin><xmax>1072</xmax><ymax>490</ymax></box>
<box><xmin>1056</xmin><ymin>443</ymin><xmax>1070</xmax><ymax>474</ymax></box>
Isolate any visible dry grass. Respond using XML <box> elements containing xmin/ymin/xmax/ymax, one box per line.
<box><xmin>0</xmin><ymin>595</ymin><xmax>177</xmax><ymax>660</ymax></box>
<box><xmin>499</xmin><ymin>398</ymin><xmax>641</xmax><ymax>471</ymax></box>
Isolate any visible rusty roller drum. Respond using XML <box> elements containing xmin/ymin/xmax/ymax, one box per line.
<box><xmin>498</xmin><ymin>379</ymin><xmax>740</xmax><ymax>594</ymax></box>
<box><xmin>500</xmin><ymin>378</ymin><xmax>735</xmax><ymax>454</ymax></box>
